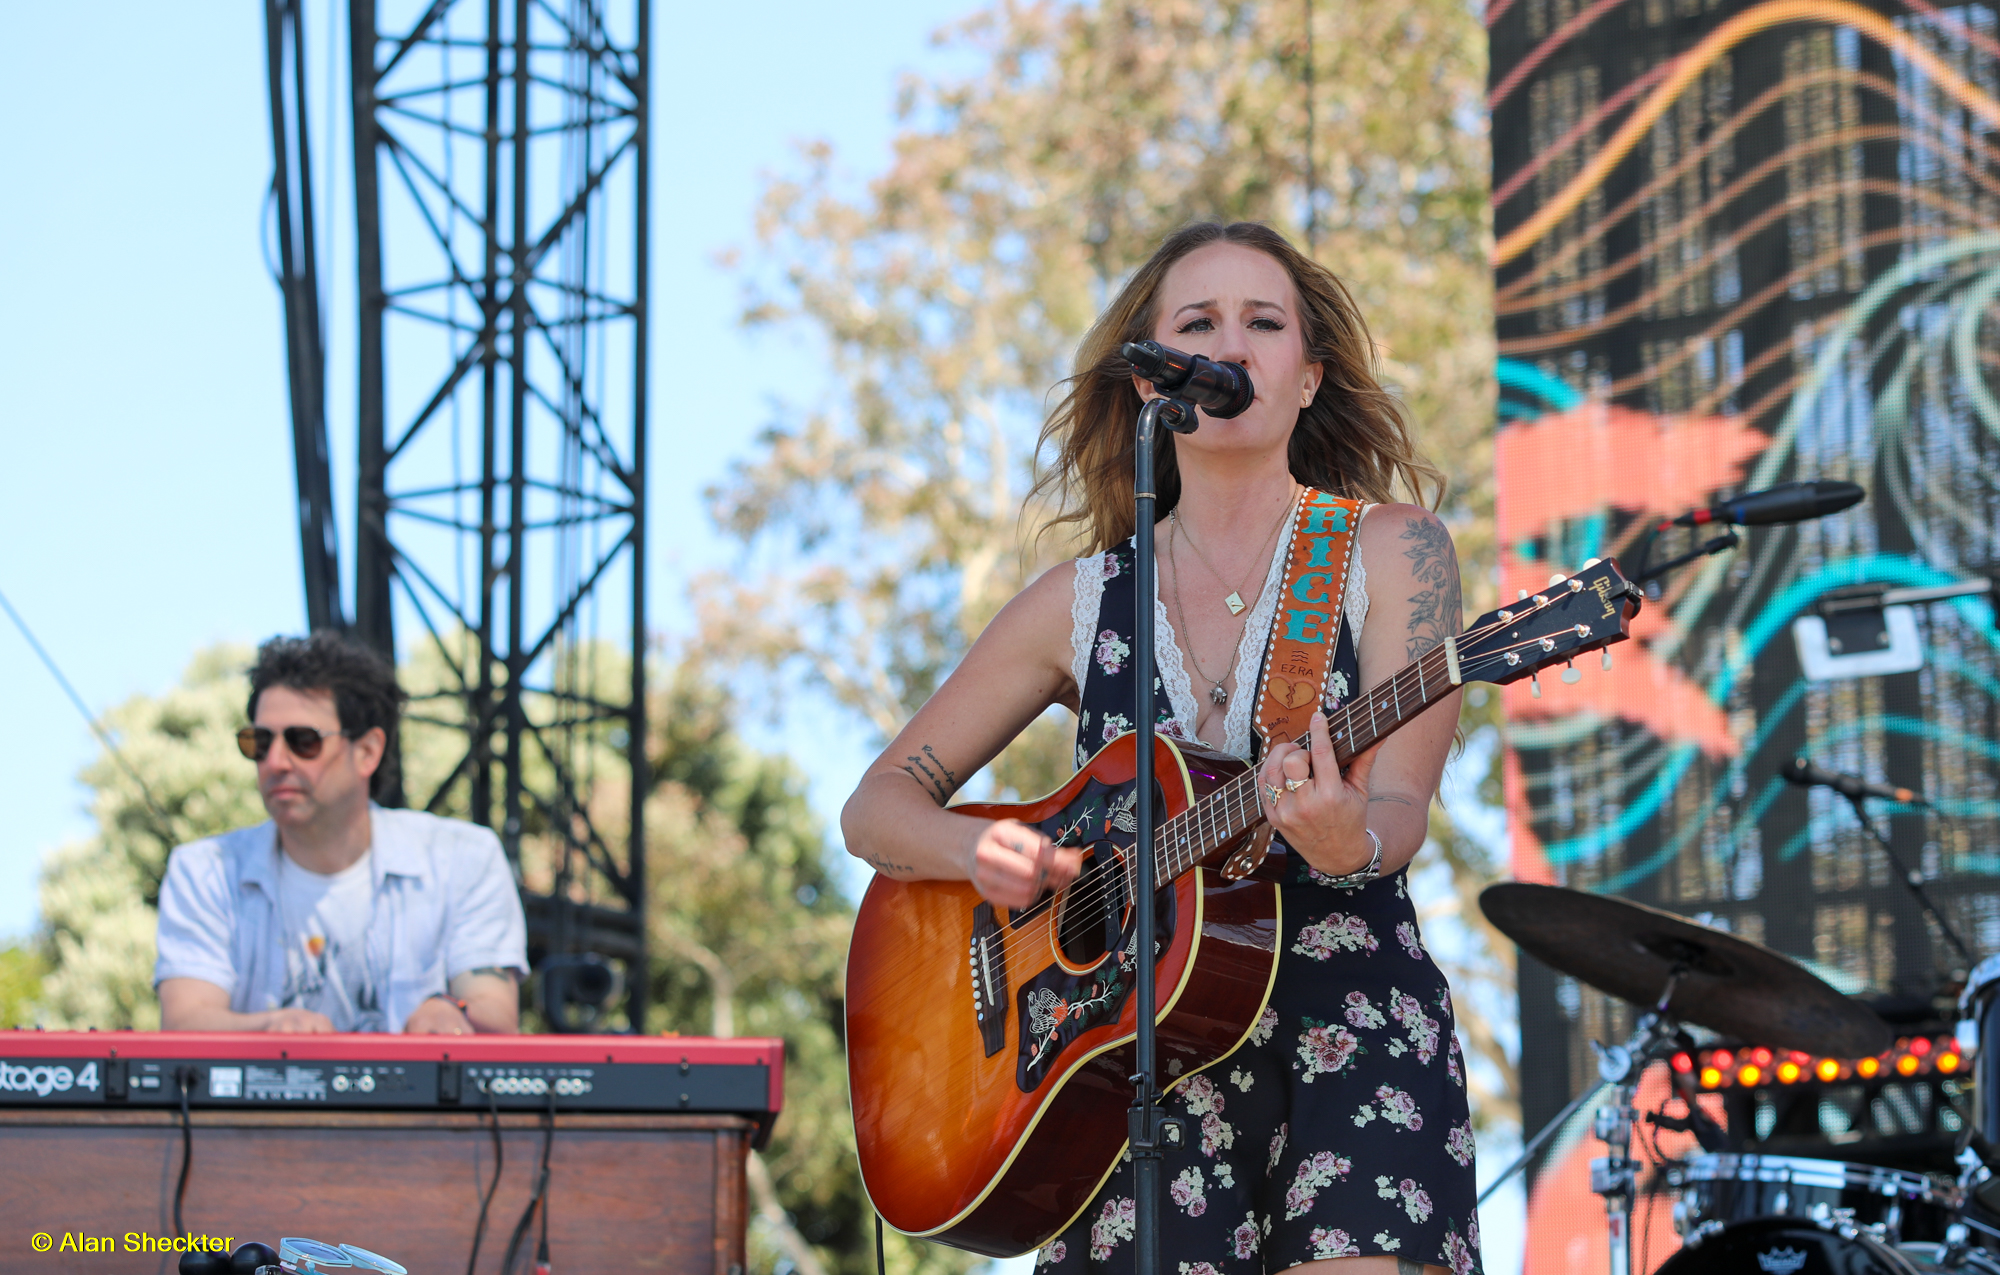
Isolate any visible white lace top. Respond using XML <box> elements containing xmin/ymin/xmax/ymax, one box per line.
<box><xmin>1069</xmin><ymin>505</ymin><xmax>1372</xmax><ymax>760</ymax></box>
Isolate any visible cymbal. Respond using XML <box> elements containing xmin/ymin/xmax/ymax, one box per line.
<box><xmin>1480</xmin><ymin>882</ymin><xmax>1892</xmax><ymax>1058</ymax></box>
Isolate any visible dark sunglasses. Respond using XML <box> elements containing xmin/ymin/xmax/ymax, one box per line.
<box><xmin>236</xmin><ymin>725</ymin><xmax>350</xmax><ymax>762</ymax></box>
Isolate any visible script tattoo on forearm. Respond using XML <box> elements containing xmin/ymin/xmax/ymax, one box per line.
<box><xmin>862</xmin><ymin>852</ymin><xmax>917</xmax><ymax>877</ymax></box>
<box><xmin>900</xmin><ymin>743</ymin><xmax>960</xmax><ymax>806</ymax></box>
<box><xmin>1401</xmin><ymin>515</ymin><xmax>1464</xmax><ymax>661</ymax></box>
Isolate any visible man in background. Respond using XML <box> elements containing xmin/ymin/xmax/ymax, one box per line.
<box><xmin>156</xmin><ymin>631</ymin><xmax>526</xmax><ymax>1033</ymax></box>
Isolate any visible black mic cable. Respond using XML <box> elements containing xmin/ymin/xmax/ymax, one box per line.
<box><xmin>500</xmin><ymin>1087</ymin><xmax>558</xmax><ymax>1275</ymax></box>
<box><xmin>1784</xmin><ymin>756</ymin><xmax>1971</xmax><ymax>965</ymax></box>
<box><xmin>174</xmin><ymin>1067</ymin><xmax>195</xmax><ymax>1240</ymax></box>
<box><xmin>466</xmin><ymin>1078</ymin><xmax>505</xmax><ymax>1275</ymax></box>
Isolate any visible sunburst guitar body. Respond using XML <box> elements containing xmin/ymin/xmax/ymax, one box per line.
<box><xmin>845</xmin><ymin>558</ymin><xmax>1642</xmax><ymax>1257</ymax></box>
<box><xmin>846</xmin><ymin>732</ymin><xmax>1278</xmax><ymax>1257</ymax></box>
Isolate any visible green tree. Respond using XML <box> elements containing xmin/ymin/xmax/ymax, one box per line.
<box><xmin>35</xmin><ymin>644</ymin><xmax>263</xmax><ymax>1031</ymax></box>
<box><xmin>707</xmin><ymin>0</ymin><xmax>1493</xmax><ymax>709</ymax></box>
<box><xmin>0</xmin><ymin>944</ymin><xmax>48</xmax><ymax>1030</ymax></box>
<box><xmin>638</xmin><ymin>664</ymin><xmax>884</xmax><ymax>1275</ymax></box>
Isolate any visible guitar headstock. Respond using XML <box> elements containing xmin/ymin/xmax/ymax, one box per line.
<box><xmin>1458</xmin><ymin>558</ymin><xmax>1642</xmax><ymax>686</ymax></box>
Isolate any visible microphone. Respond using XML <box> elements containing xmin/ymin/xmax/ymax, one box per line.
<box><xmin>1120</xmin><ymin>341</ymin><xmax>1256</xmax><ymax>420</ymax></box>
<box><xmin>1672</xmin><ymin>480</ymin><xmax>1865</xmax><ymax>527</ymax></box>
<box><xmin>1781</xmin><ymin>756</ymin><xmax>1929</xmax><ymax>807</ymax></box>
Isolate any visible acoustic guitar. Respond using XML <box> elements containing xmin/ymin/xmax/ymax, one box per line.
<box><xmin>846</xmin><ymin>559</ymin><xmax>1642</xmax><ymax>1256</ymax></box>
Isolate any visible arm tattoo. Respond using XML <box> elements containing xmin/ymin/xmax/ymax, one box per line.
<box><xmin>899</xmin><ymin>743</ymin><xmax>960</xmax><ymax>806</ymax></box>
<box><xmin>1400</xmin><ymin>516</ymin><xmax>1463</xmax><ymax>661</ymax></box>
<box><xmin>1396</xmin><ymin>1260</ymin><xmax>1426</xmax><ymax>1275</ymax></box>
<box><xmin>862</xmin><ymin>852</ymin><xmax>917</xmax><ymax>877</ymax></box>
<box><xmin>1368</xmin><ymin>794</ymin><xmax>1415</xmax><ymax>808</ymax></box>
<box><xmin>463</xmin><ymin>966</ymin><xmax>520</xmax><ymax>984</ymax></box>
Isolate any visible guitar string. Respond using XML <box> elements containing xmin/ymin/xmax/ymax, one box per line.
<box><xmin>869</xmin><ymin>593</ymin><xmax>1595</xmax><ymax>1001</ymax></box>
<box><xmin>1003</xmin><ymin>628</ymin><xmax>1472</xmax><ymax>934</ymax></box>
<box><xmin>958</xmin><ymin>614</ymin><xmax>1566</xmax><ymax>981</ymax></box>
<box><xmin>954</xmin><ymin>596</ymin><xmax>1583</xmax><ymax>978</ymax></box>
<box><xmin>958</xmin><ymin>605</ymin><xmax>1581</xmax><ymax>984</ymax></box>
<box><xmin>956</xmin><ymin>625</ymin><xmax>1568</xmax><ymax>1000</ymax></box>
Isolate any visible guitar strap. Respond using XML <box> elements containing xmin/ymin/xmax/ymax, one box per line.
<box><xmin>1253</xmin><ymin>487</ymin><xmax>1363</xmax><ymax>755</ymax></box>
<box><xmin>1220</xmin><ymin>488</ymin><xmax>1362</xmax><ymax>883</ymax></box>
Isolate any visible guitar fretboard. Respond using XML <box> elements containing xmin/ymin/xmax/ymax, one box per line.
<box><xmin>1151</xmin><ymin>639</ymin><xmax>1462</xmax><ymax>883</ymax></box>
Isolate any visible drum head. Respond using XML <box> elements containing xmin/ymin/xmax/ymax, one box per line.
<box><xmin>1654</xmin><ymin>1218</ymin><xmax>1919</xmax><ymax>1274</ymax></box>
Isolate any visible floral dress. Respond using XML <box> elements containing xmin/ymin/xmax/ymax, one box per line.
<box><xmin>1037</xmin><ymin>537</ymin><xmax>1482</xmax><ymax>1275</ymax></box>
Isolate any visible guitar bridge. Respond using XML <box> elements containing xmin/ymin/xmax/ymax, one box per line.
<box><xmin>971</xmin><ymin>902</ymin><xmax>1010</xmax><ymax>1058</ymax></box>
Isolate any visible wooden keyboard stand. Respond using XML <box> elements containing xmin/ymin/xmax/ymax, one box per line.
<box><xmin>0</xmin><ymin>1107</ymin><xmax>751</xmax><ymax>1274</ymax></box>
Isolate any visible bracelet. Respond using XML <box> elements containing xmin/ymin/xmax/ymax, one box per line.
<box><xmin>1317</xmin><ymin>829</ymin><xmax>1383</xmax><ymax>889</ymax></box>
<box><xmin>428</xmin><ymin>993</ymin><xmax>470</xmax><ymax>1014</ymax></box>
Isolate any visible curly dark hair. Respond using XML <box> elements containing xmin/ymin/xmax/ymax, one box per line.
<box><xmin>247</xmin><ymin>631</ymin><xmax>407</xmax><ymax>802</ymax></box>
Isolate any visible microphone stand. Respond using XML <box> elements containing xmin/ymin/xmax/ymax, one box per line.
<box><xmin>1130</xmin><ymin>393</ymin><xmax>1199</xmax><ymax>1275</ymax></box>
<box><xmin>1630</xmin><ymin>523</ymin><xmax>1740</xmax><ymax>592</ymax></box>
<box><xmin>1843</xmin><ymin>791</ymin><xmax>1974</xmax><ymax>968</ymax></box>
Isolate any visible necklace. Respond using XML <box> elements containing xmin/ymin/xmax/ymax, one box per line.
<box><xmin>1164</xmin><ymin>490</ymin><xmax>1297</xmax><ymax>707</ymax></box>
<box><xmin>1168</xmin><ymin>527</ymin><xmax>1246</xmax><ymax>705</ymax></box>
<box><xmin>1170</xmin><ymin>493</ymin><xmax>1296</xmax><ymax>615</ymax></box>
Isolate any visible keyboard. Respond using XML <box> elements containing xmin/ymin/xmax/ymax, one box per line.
<box><xmin>0</xmin><ymin>1031</ymin><xmax>782</xmax><ymax>1142</ymax></box>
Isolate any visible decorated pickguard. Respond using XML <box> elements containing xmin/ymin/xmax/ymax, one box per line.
<box><xmin>1025</xmin><ymin>775</ymin><xmax>1148</xmax><ymax>854</ymax></box>
<box><xmin>1013</xmin><ymin>775</ymin><xmax>1177</xmax><ymax>1093</ymax></box>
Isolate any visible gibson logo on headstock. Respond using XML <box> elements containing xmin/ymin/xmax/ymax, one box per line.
<box><xmin>1590</xmin><ymin>573</ymin><xmax>1618</xmax><ymax>620</ymax></box>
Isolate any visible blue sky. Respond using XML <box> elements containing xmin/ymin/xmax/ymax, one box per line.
<box><xmin>0</xmin><ymin>0</ymin><xmax>981</xmax><ymax>939</ymax></box>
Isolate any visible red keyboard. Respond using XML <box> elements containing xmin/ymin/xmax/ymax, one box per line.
<box><xmin>0</xmin><ymin>1031</ymin><xmax>782</xmax><ymax>1141</ymax></box>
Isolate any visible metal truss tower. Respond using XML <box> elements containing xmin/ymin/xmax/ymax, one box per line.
<box><xmin>265</xmin><ymin>0</ymin><xmax>652</xmax><ymax>1028</ymax></box>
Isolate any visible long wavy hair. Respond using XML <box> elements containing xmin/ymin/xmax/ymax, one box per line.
<box><xmin>1032</xmin><ymin>222</ymin><xmax>1444</xmax><ymax>555</ymax></box>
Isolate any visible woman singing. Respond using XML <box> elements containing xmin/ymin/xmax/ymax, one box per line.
<box><xmin>842</xmin><ymin>221</ymin><xmax>1478</xmax><ymax>1275</ymax></box>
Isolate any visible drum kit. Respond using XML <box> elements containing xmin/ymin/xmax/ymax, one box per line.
<box><xmin>1479</xmin><ymin>882</ymin><xmax>2000</xmax><ymax>1275</ymax></box>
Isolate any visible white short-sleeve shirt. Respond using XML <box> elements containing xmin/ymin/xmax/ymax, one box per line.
<box><xmin>154</xmin><ymin>806</ymin><xmax>529</xmax><ymax>1032</ymax></box>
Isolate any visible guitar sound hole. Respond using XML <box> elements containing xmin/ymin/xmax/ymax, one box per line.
<box><xmin>1055</xmin><ymin>846</ymin><xmax>1129</xmax><ymax>967</ymax></box>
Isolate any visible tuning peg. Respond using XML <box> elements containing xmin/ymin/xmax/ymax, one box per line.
<box><xmin>1601</xmin><ymin>650</ymin><xmax>1613</xmax><ymax>671</ymax></box>
<box><xmin>1583</xmin><ymin>557</ymin><xmax>1602</xmax><ymax>568</ymax></box>
<box><xmin>1548</xmin><ymin>573</ymin><xmax>1568</xmax><ymax>586</ymax></box>
<box><xmin>1561</xmin><ymin>661</ymin><xmax>1581</xmax><ymax>684</ymax></box>
<box><xmin>1518</xmin><ymin>589</ymin><xmax>1529</xmax><ymax>601</ymax></box>
<box><xmin>1529</xmin><ymin>674</ymin><xmax>1543</xmax><ymax>698</ymax></box>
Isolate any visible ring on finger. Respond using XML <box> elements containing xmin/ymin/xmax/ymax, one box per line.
<box><xmin>1284</xmin><ymin>776</ymin><xmax>1308</xmax><ymax>793</ymax></box>
<box><xmin>1266</xmin><ymin>782</ymin><xmax>1286</xmax><ymax>804</ymax></box>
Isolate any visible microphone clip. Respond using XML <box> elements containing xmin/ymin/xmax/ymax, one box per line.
<box><xmin>1141</xmin><ymin>395</ymin><xmax>1201</xmax><ymax>437</ymax></box>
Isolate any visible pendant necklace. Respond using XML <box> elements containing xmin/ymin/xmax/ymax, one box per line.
<box><xmin>1165</xmin><ymin>492</ymin><xmax>1297</xmax><ymax>706</ymax></box>
<box><xmin>1168</xmin><ymin>526</ymin><xmax>1245</xmax><ymax>705</ymax></box>
<box><xmin>1170</xmin><ymin>494</ymin><xmax>1295</xmax><ymax>616</ymax></box>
